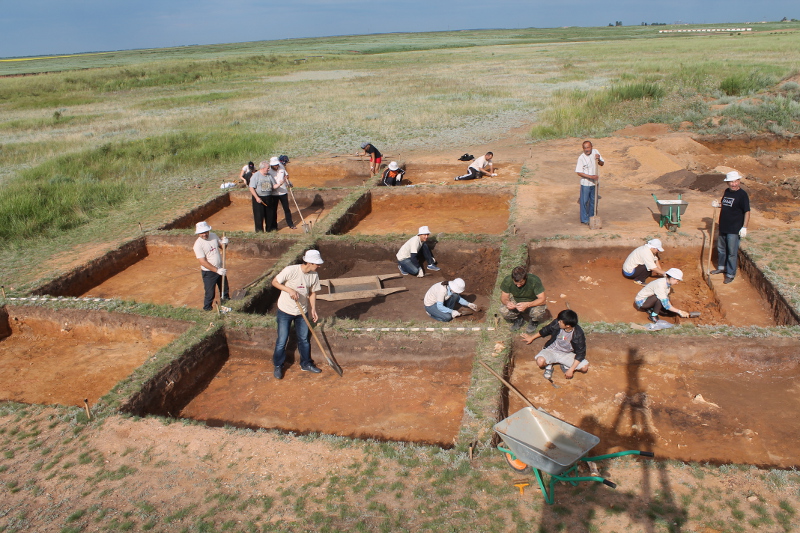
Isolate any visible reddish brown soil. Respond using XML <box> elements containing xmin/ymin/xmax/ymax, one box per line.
<box><xmin>529</xmin><ymin>244</ymin><xmax>775</xmax><ymax>327</ymax></box>
<box><xmin>347</xmin><ymin>189</ymin><xmax>512</xmax><ymax>235</ymax></box>
<box><xmin>509</xmin><ymin>334</ymin><xmax>800</xmax><ymax>467</ymax></box>
<box><xmin>0</xmin><ymin>306</ymin><xmax>187</xmax><ymax>407</ymax></box>
<box><xmin>308</xmin><ymin>241</ymin><xmax>499</xmax><ymax>322</ymax></box>
<box><xmin>284</xmin><ymin>159</ymin><xmax>371</xmax><ymax>187</ymax></box>
<box><xmin>201</xmin><ymin>192</ymin><xmax>336</xmax><ymax>233</ymax></box>
<box><xmin>401</xmin><ymin>162</ymin><xmax>521</xmax><ymax>186</ymax></box>
<box><xmin>179</xmin><ymin>330</ymin><xmax>475</xmax><ymax>446</ymax></box>
<box><xmin>81</xmin><ymin>242</ymin><xmax>277</xmax><ymax>309</ymax></box>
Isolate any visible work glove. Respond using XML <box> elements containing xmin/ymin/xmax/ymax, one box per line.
<box><xmin>451</xmin><ymin>310</ymin><xmax>461</xmax><ymax>318</ymax></box>
<box><xmin>491</xmin><ymin>173</ymin><xmax>497</xmax><ymax>177</ymax></box>
<box><xmin>739</xmin><ymin>227</ymin><xmax>747</xmax><ymax>238</ymax></box>
<box><xmin>678</xmin><ymin>310</ymin><xmax>689</xmax><ymax>318</ymax></box>
<box><xmin>711</xmin><ymin>200</ymin><xmax>721</xmax><ymax>208</ymax></box>
<box><xmin>468</xmin><ymin>303</ymin><xmax>479</xmax><ymax>312</ymax></box>
<box><xmin>220</xmin><ymin>237</ymin><xmax>229</xmax><ymax>245</ymax></box>
<box><xmin>217</xmin><ymin>268</ymin><xmax>227</xmax><ymax>276</ymax></box>
<box><xmin>416</xmin><ymin>270</ymin><xmax>424</xmax><ymax>278</ymax></box>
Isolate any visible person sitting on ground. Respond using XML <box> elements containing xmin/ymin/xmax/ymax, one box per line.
<box><xmin>455</xmin><ymin>151</ymin><xmax>495</xmax><ymax>181</ymax></box>
<box><xmin>396</xmin><ymin>226</ymin><xmax>439</xmax><ymax>278</ymax></box>
<box><xmin>192</xmin><ymin>221</ymin><xmax>228</xmax><ymax>311</ymax></box>
<box><xmin>382</xmin><ymin>161</ymin><xmax>405</xmax><ymax>186</ymax></box>
<box><xmin>423</xmin><ymin>278</ymin><xmax>478</xmax><ymax>322</ymax></box>
<box><xmin>240</xmin><ymin>161</ymin><xmax>255</xmax><ymax>187</ymax></box>
<box><xmin>622</xmin><ymin>239</ymin><xmax>668</xmax><ymax>285</ymax></box>
<box><xmin>361</xmin><ymin>142</ymin><xmax>382</xmax><ymax>174</ymax></box>
<box><xmin>522</xmin><ymin>309</ymin><xmax>589</xmax><ymax>380</ymax></box>
<box><xmin>499</xmin><ymin>266</ymin><xmax>547</xmax><ymax>333</ymax></box>
<box><xmin>268</xmin><ymin>156</ymin><xmax>295</xmax><ymax>230</ymax></box>
<box><xmin>634</xmin><ymin>268</ymin><xmax>690</xmax><ymax>323</ymax></box>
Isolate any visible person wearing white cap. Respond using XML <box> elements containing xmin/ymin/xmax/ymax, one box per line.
<box><xmin>381</xmin><ymin>161</ymin><xmax>405</xmax><ymax>186</ymax></box>
<box><xmin>248</xmin><ymin>161</ymin><xmax>276</xmax><ymax>232</ymax></box>
<box><xmin>360</xmin><ymin>142</ymin><xmax>382</xmax><ymax>174</ymax></box>
<box><xmin>634</xmin><ymin>268</ymin><xmax>690</xmax><ymax>323</ymax></box>
<box><xmin>622</xmin><ymin>239</ymin><xmax>668</xmax><ymax>285</ymax></box>
<box><xmin>270</xmin><ymin>250</ymin><xmax>325</xmax><ymax>379</ymax></box>
<box><xmin>455</xmin><ymin>151</ymin><xmax>495</xmax><ymax>181</ymax></box>
<box><xmin>268</xmin><ymin>156</ymin><xmax>296</xmax><ymax>230</ymax></box>
<box><xmin>423</xmin><ymin>278</ymin><xmax>478</xmax><ymax>322</ymax></box>
<box><xmin>193</xmin><ymin>221</ymin><xmax>229</xmax><ymax>310</ymax></box>
<box><xmin>711</xmin><ymin>171</ymin><xmax>750</xmax><ymax>284</ymax></box>
<box><xmin>396</xmin><ymin>226</ymin><xmax>439</xmax><ymax>278</ymax></box>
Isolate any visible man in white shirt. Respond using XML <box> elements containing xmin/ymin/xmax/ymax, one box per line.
<box><xmin>575</xmin><ymin>141</ymin><xmax>604</xmax><ymax>224</ymax></box>
<box><xmin>271</xmin><ymin>250</ymin><xmax>325</xmax><ymax>379</ymax></box>
<box><xmin>455</xmin><ymin>152</ymin><xmax>495</xmax><ymax>181</ymax></box>
<box><xmin>396</xmin><ymin>226</ymin><xmax>440</xmax><ymax>278</ymax></box>
<box><xmin>249</xmin><ymin>161</ymin><xmax>275</xmax><ymax>232</ymax></box>
<box><xmin>622</xmin><ymin>239</ymin><xmax>668</xmax><ymax>285</ymax></box>
<box><xmin>268</xmin><ymin>156</ymin><xmax>296</xmax><ymax>230</ymax></box>
<box><xmin>193</xmin><ymin>221</ymin><xmax>228</xmax><ymax>311</ymax></box>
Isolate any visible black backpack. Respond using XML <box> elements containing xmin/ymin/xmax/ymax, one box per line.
<box><xmin>458</xmin><ymin>153</ymin><xmax>474</xmax><ymax>161</ymax></box>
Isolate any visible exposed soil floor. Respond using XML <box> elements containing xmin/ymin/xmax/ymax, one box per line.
<box><xmin>81</xmin><ymin>243</ymin><xmax>277</xmax><ymax>309</ymax></box>
<box><xmin>529</xmin><ymin>244</ymin><xmax>775</xmax><ymax>327</ymax></box>
<box><xmin>282</xmin><ymin>159</ymin><xmax>371</xmax><ymax>188</ymax></box>
<box><xmin>0</xmin><ymin>307</ymin><xmax>186</xmax><ymax>407</ymax></box>
<box><xmin>401</xmin><ymin>162</ymin><xmax>522</xmax><ymax>186</ymax></box>
<box><xmin>509</xmin><ymin>334</ymin><xmax>800</xmax><ymax>468</ymax></box>
<box><xmin>195</xmin><ymin>191</ymin><xmax>335</xmax><ymax>234</ymax></box>
<box><xmin>179</xmin><ymin>331</ymin><xmax>474</xmax><ymax>446</ymax></box>
<box><xmin>346</xmin><ymin>190</ymin><xmax>512</xmax><ymax>235</ymax></box>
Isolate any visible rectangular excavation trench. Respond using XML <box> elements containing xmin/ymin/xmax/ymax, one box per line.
<box><xmin>527</xmin><ymin>241</ymin><xmax>776</xmax><ymax>327</ymax></box>
<box><xmin>507</xmin><ymin>334</ymin><xmax>800</xmax><ymax>468</ymax></box>
<box><xmin>248</xmin><ymin>239</ymin><xmax>500</xmax><ymax>322</ymax></box>
<box><xmin>331</xmin><ymin>188</ymin><xmax>513</xmax><ymax>236</ymax></box>
<box><xmin>397</xmin><ymin>162</ymin><xmax>522</xmax><ymax>186</ymax></box>
<box><xmin>160</xmin><ymin>189</ymin><xmax>349</xmax><ymax>234</ymax></box>
<box><xmin>0</xmin><ymin>305</ymin><xmax>190</xmax><ymax>407</ymax></box>
<box><xmin>35</xmin><ymin>235</ymin><xmax>290</xmax><ymax>309</ymax></box>
<box><xmin>122</xmin><ymin>328</ymin><xmax>476</xmax><ymax>447</ymax></box>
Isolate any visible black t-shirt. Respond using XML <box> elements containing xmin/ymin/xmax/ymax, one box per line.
<box><xmin>718</xmin><ymin>188</ymin><xmax>750</xmax><ymax>234</ymax></box>
<box><xmin>365</xmin><ymin>145</ymin><xmax>382</xmax><ymax>158</ymax></box>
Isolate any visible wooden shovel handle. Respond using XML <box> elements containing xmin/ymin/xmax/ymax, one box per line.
<box><xmin>478</xmin><ymin>360</ymin><xmax>535</xmax><ymax>409</ymax></box>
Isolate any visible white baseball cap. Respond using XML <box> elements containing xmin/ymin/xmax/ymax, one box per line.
<box><xmin>665</xmin><ymin>268</ymin><xmax>683</xmax><ymax>281</ymax></box>
<box><xmin>725</xmin><ymin>171</ymin><xmax>743</xmax><ymax>182</ymax></box>
<box><xmin>418</xmin><ymin>226</ymin><xmax>431</xmax><ymax>235</ymax></box>
<box><xmin>388</xmin><ymin>161</ymin><xmax>399</xmax><ymax>171</ymax></box>
<box><xmin>361</xmin><ymin>142</ymin><xmax>369</xmax><ymax>149</ymax></box>
<box><xmin>303</xmin><ymin>250</ymin><xmax>324</xmax><ymax>264</ymax></box>
<box><xmin>647</xmin><ymin>239</ymin><xmax>664</xmax><ymax>252</ymax></box>
<box><xmin>449</xmin><ymin>278</ymin><xmax>466</xmax><ymax>294</ymax></box>
<box><xmin>195</xmin><ymin>221</ymin><xmax>211</xmax><ymax>234</ymax></box>
<box><xmin>269</xmin><ymin>156</ymin><xmax>280</xmax><ymax>166</ymax></box>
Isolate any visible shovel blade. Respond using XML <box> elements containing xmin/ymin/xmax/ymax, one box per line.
<box><xmin>589</xmin><ymin>216</ymin><xmax>602</xmax><ymax>230</ymax></box>
<box><xmin>302</xmin><ymin>223</ymin><xmax>311</xmax><ymax>234</ymax></box>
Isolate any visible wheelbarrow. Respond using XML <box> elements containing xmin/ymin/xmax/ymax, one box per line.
<box><xmin>479</xmin><ymin>361</ymin><xmax>654</xmax><ymax>504</ymax></box>
<box><xmin>652</xmin><ymin>193</ymin><xmax>688</xmax><ymax>231</ymax></box>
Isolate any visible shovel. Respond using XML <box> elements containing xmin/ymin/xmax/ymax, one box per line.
<box><xmin>288</xmin><ymin>187</ymin><xmax>310</xmax><ymax>233</ymax></box>
<box><xmin>478</xmin><ymin>361</ymin><xmax>536</xmax><ymax>408</ymax></box>
<box><xmin>221</xmin><ymin>232</ymin><xmax>227</xmax><ymax>301</ymax></box>
<box><xmin>589</xmin><ymin>182</ymin><xmax>602</xmax><ymax>230</ymax></box>
<box><xmin>230</xmin><ymin>268</ymin><xmax>274</xmax><ymax>300</ymax></box>
<box><xmin>294</xmin><ymin>299</ymin><xmax>343</xmax><ymax>377</ymax></box>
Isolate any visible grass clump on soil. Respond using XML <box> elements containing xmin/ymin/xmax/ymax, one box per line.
<box><xmin>719</xmin><ymin>70</ymin><xmax>777</xmax><ymax>96</ymax></box>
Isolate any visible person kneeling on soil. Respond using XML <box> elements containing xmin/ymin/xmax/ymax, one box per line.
<box><xmin>522</xmin><ymin>309</ymin><xmax>588</xmax><ymax>380</ymax></box>
<box><xmin>622</xmin><ymin>239</ymin><xmax>667</xmax><ymax>285</ymax></box>
<box><xmin>382</xmin><ymin>161</ymin><xmax>405</xmax><ymax>186</ymax></box>
<box><xmin>455</xmin><ymin>151</ymin><xmax>495</xmax><ymax>181</ymax></box>
<box><xmin>499</xmin><ymin>266</ymin><xmax>547</xmax><ymax>333</ymax></box>
<box><xmin>396</xmin><ymin>226</ymin><xmax>439</xmax><ymax>278</ymax></box>
<box><xmin>423</xmin><ymin>278</ymin><xmax>478</xmax><ymax>322</ymax></box>
<box><xmin>270</xmin><ymin>250</ymin><xmax>325</xmax><ymax>380</ymax></box>
<box><xmin>193</xmin><ymin>221</ymin><xmax>229</xmax><ymax>311</ymax></box>
<box><xmin>634</xmin><ymin>268</ymin><xmax>690</xmax><ymax>323</ymax></box>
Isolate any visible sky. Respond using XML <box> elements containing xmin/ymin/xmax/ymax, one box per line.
<box><xmin>0</xmin><ymin>0</ymin><xmax>797</xmax><ymax>58</ymax></box>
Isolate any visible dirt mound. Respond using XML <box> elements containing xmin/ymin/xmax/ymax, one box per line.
<box><xmin>654</xmin><ymin>170</ymin><xmax>727</xmax><ymax>194</ymax></box>
<box><xmin>653</xmin><ymin>136</ymin><xmax>713</xmax><ymax>156</ymax></box>
<box><xmin>613</xmin><ymin>123</ymin><xmax>672</xmax><ymax>137</ymax></box>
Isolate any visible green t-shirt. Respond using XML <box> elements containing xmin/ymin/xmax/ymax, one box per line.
<box><xmin>500</xmin><ymin>273</ymin><xmax>544</xmax><ymax>302</ymax></box>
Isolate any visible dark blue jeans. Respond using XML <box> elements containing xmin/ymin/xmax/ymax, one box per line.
<box><xmin>398</xmin><ymin>243</ymin><xmax>435</xmax><ymax>275</ymax></box>
<box><xmin>717</xmin><ymin>232</ymin><xmax>740</xmax><ymax>279</ymax></box>
<box><xmin>273</xmin><ymin>309</ymin><xmax>312</xmax><ymax>369</ymax></box>
<box><xmin>579</xmin><ymin>184</ymin><xmax>596</xmax><ymax>224</ymax></box>
<box><xmin>201</xmin><ymin>270</ymin><xmax>228</xmax><ymax>310</ymax></box>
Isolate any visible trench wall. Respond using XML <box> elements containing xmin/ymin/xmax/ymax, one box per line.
<box><xmin>738</xmin><ymin>248</ymin><xmax>800</xmax><ymax>326</ymax></box>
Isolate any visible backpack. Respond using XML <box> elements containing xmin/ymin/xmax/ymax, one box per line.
<box><xmin>458</xmin><ymin>153</ymin><xmax>474</xmax><ymax>161</ymax></box>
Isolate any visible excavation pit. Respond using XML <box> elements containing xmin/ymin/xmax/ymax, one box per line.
<box><xmin>251</xmin><ymin>240</ymin><xmax>500</xmax><ymax>321</ymax></box>
<box><xmin>36</xmin><ymin>235</ymin><xmax>290</xmax><ymax>309</ymax></box>
<box><xmin>0</xmin><ymin>305</ymin><xmax>189</xmax><ymax>407</ymax></box>
<box><xmin>333</xmin><ymin>188</ymin><xmax>513</xmax><ymax>236</ymax></box>
<box><xmin>283</xmin><ymin>160</ymin><xmax>371</xmax><ymax>188</ymax></box>
<box><xmin>123</xmin><ymin>328</ymin><xmax>476</xmax><ymax>446</ymax></box>
<box><xmin>508</xmin><ymin>333</ymin><xmax>800</xmax><ymax>468</ymax></box>
<box><xmin>527</xmin><ymin>242</ymin><xmax>775</xmax><ymax>326</ymax></box>
<box><xmin>160</xmin><ymin>189</ymin><xmax>348</xmax><ymax>233</ymax></box>
<box><xmin>399</xmin><ymin>162</ymin><xmax>521</xmax><ymax>186</ymax></box>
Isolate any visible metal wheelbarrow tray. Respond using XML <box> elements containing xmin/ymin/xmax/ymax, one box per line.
<box><xmin>652</xmin><ymin>193</ymin><xmax>688</xmax><ymax>231</ymax></box>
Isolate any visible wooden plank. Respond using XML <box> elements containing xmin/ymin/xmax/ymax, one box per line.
<box><xmin>316</xmin><ymin>287</ymin><xmax>407</xmax><ymax>302</ymax></box>
<box><xmin>320</xmin><ymin>275</ymin><xmax>382</xmax><ymax>286</ymax></box>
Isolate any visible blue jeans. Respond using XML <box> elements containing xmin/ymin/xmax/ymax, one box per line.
<box><xmin>717</xmin><ymin>232</ymin><xmax>740</xmax><ymax>279</ymax></box>
<box><xmin>579</xmin><ymin>185</ymin><xmax>596</xmax><ymax>224</ymax></box>
<box><xmin>273</xmin><ymin>309</ymin><xmax>312</xmax><ymax>368</ymax></box>
<box><xmin>425</xmin><ymin>294</ymin><xmax>460</xmax><ymax>322</ymax></box>
<box><xmin>398</xmin><ymin>244</ymin><xmax>435</xmax><ymax>275</ymax></box>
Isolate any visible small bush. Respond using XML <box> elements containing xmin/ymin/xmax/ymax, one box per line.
<box><xmin>720</xmin><ymin>71</ymin><xmax>776</xmax><ymax>96</ymax></box>
<box><xmin>610</xmin><ymin>82</ymin><xmax>665</xmax><ymax>101</ymax></box>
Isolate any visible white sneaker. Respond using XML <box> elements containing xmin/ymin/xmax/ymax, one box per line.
<box><xmin>543</xmin><ymin>365</ymin><xmax>553</xmax><ymax>380</ymax></box>
<box><xmin>416</xmin><ymin>270</ymin><xmax>424</xmax><ymax>278</ymax></box>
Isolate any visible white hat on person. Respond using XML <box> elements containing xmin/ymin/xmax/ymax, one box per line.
<box><xmin>303</xmin><ymin>250</ymin><xmax>324</xmax><ymax>265</ymax></box>
<box><xmin>269</xmin><ymin>156</ymin><xmax>280</xmax><ymax>166</ymax></box>
<box><xmin>448</xmin><ymin>278</ymin><xmax>466</xmax><ymax>294</ymax></box>
<box><xmin>725</xmin><ymin>171</ymin><xmax>743</xmax><ymax>182</ymax></box>
<box><xmin>665</xmin><ymin>268</ymin><xmax>683</xmax><ymax>281</ymax></box>
<box><xmin>361</xmin><ymin>142</ymin><xmax>369</xmax><ymax>149</ymax></box>
<box><xmin>388</xmin><ymin>161</ymin><xmax>399</xmax><ymax>171</ymax></box>
<box><xmin>418</xmin><ymin>226</ymin><xmax>431</xmax><ymax>235</ymax></box>
<box><xmin>195</xmin><ymin>221</ymin><xmax>212</xmax><ymax>234</ymax></box>
<box><xmin>647</xmin><ymin>239</ymin><xmax>664</xmax><ymax>252</ymax></box>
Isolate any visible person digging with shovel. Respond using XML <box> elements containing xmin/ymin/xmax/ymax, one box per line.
<box><xmin>271</xmin><ymin>250</ymin><xmax>325</xmax><ymax>380</ymax></box>
<box><xmin>268</xmin><ymin>156</ymin><xmax>296</xmax><ymax>230</ymax></box>
<box><xmin>193</xmin><ymin>221</ymin><xmax>229</xmax><ymax>311</ymax></box>
<box><xmin>423</xmin><ymin>278</ymin><xmax>478</xmax><ymax>322</ymax></box>
<box><xmin>634</xmin><ymin>267</ymin><xmax>691</xmax><ymax>323</ymax></box>
<box><xmin>522</xmin><ymin>309</ymin><xmax>589</xmax><ymax>381</ymax></box>
<box><xmin>575</xmin><ymin>140</ymin><xmax>604</xmax><ymax>225</ymax></box>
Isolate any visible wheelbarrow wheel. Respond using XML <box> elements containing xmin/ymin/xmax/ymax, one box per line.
<box><xmin>501</xmin><ymin>443</ymin><xmax>531</xmax><ymax>474</ymax></box>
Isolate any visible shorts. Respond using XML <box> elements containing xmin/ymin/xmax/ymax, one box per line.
<box><xmin>535</xmin><ymin>347</ymin><xmax>588</xmax><ymax>370</ymax></box>
<box><xmin>373</xmin><ymin>157</ymin><xmax>382</xmax><ymax>167</ymax></box>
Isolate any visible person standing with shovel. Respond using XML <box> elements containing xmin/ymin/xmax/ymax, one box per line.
<box><xmin>575</xmin><ymin>140</ymin><xmax>604</xmax><ymax>225</ymax></box>
<box><xmin>268</xmin><ymin>156</ymin><xmax>296</xmax><ymax>230</ymax></box>
<box><xmin>193</xmin><ymin>221</ymin><xmax>229</xmax><ymax>311</ymax></box>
